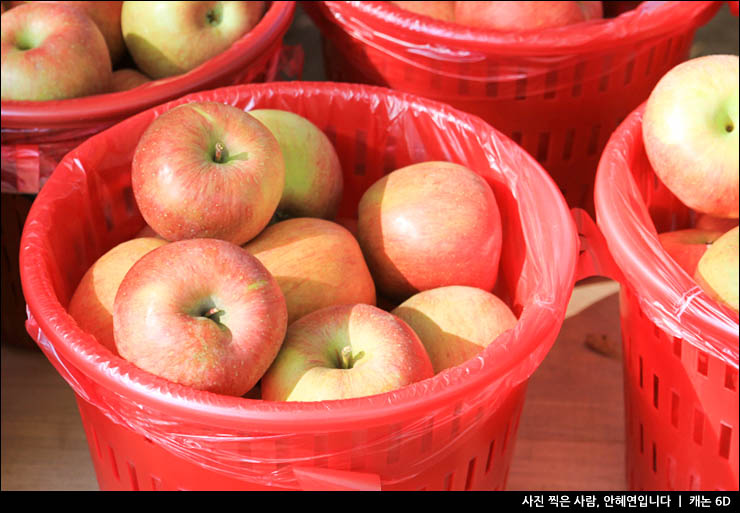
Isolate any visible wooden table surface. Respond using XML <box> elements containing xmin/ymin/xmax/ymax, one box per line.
<box><xmin>1</xmin><ymin>278</ymin><xmax>625</xmax><ymax>491</ymax></box>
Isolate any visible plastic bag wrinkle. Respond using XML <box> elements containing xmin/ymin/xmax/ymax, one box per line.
<box><xmin>595</xmin><ymin>104</ymin><xmax>738</xmax><ymax>370</ymax></box>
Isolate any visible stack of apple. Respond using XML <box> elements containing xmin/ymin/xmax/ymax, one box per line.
<box><xmin>1</xmin><ymin>1</ymin><xmax>265</xmax><ymax>101</ymax></box>
<box><xmin>67</xmin><ymin>99</ymin><xmax>518</xmax><ymax>402</ymax></box>
<box><xmin>647</xmin><ymin>55</ymin><xmax>739</xmax><ymax>313</ymax></box>
<box><xmin>387</xmin><ymin>1</ymin><xmax>607</xmax><ymax>30</ymax></box>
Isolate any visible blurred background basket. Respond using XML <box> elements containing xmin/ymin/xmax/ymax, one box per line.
<box><xmin>593</xmin><ymin>104</ymin><xmax>739</xmax><ymax>491</ymax></box>
<box><xmin>303</xmin><ymin>1</ymin><xmax>722</xmax><ymax>215</ymax></box>
<box><xmin>1</xmin><ymin>1</ymin><xmax>297</xmax><ymax>349</ymax></box>
<box><xmin>20</xmin><ymin>81</ymin><xmax>578</xmax><ymax>491</ymax></box>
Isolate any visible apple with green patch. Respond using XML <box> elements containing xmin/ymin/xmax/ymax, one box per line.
<box><xmin>642</xmin><ymin>54</ymin><xmax>739</xmax><ymax>219</ymax></box>
<box><xmin>131</xmin><ymin>101</ymin><xmax>284</xmax><ymax>245</ymax></box>
<box><xmin>113</xmin><ymin>238</ymin><xmax>288</xmax><ymax>396</ymax></box>
<box><xmin>249</xmin><ymin>109</ymin><xmax>344</xmax><ymax>221</ymax></box>
<box><xmin>1</xmin><ymin>1</ymin><xmax>112</xmax><ymax>100</ymax></box>
<box><xmin>13</xmin><ymin>1</ymin><xmax>126</xmax><ymax>64</ymax></box>
<box><xmin>121</xmin><ymin>1</ymin><xmax>265</xmax><ymax>79</ymax></box>
<box><xmin>261</xmin><ymin>304</ymin><xmax>434</xmax><ymax>402</ymax></box>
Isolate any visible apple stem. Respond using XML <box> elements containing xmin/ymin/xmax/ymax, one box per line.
<box><xmin>339</xmin><ymin>346</ymin><xmax>364</xmax><ymax>369</ymax></box>
<box><xmin>204</xmin><ymin>307</ymin><xmax>225</xmax><ymax>324</ymax></box>
<box><xmin>214</xmin><ymin>142</ymin><xmax>226</xmax><ymax>163</ymax></box>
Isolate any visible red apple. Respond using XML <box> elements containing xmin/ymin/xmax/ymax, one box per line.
<box><xmin>121</xmin><ymin>1</ymin><xmax>265</xmax><ymax>79</ymax></box>
<box><xmin>68</xmin><ymin>237</ymin><xmax>167</xmax><ymax>355</ymax></box>
<box><xmin>658</xmin><ymin>228</ymin><xmax>724</xmax><ymax>277</ymax></box>
<box><xmin>1</xmin><ymin>2</ymin><xmax>112</xmax><ymax>100</ymax></box>
<box><xmin>695</xmin><ymin>213</ymin><xmax>738</xmax><ymax>233</ymax></box>
<box><xmin>113</xmin><ymin>238</ymin><xmax>288</xmax><ymax>397</ymax></box>
<box><xmin>16</xmin><ymin>1</ymin><xmax>125</xmax><ymax>64</ymax></box>
<box><xmin>243</xmin><ymin>217</ymin><xmax>376</xmax><ymax>325</ymax></box>
<box><xmin>389</xmin><ymin>1</ymin><xmax>455</xmax><ymax>22</ymax></box>
<box><xmin>131</xmin><ymin>101</ymin><xmax>285</xmax><ymax>245</ymax></box>
<box><xmin>261</xmin><ymin>304</ymin><xmax>434</xmax><ymax>402</ymax></box>
<box><xmin>248</xmin><ymin>109</ymin><xmax>344</xmax><ymax>221</ymax></box>
<box><xmin>392</xmin><ymin>286</ymin><xmax>517</xmax><ymax>373</ymax></box>
<box><xmin>454</xmin><ymin>1</ymin><xmax>603</xmax><ymax>31</ymax></box>
<box><xmin>356</xmin><ymin>161</ymin><xmax>502</xmax><ymax>301</ymax></box>
<box><xmin>111</xmin><ymin>68</ymin><xmax>151</xmax><ymax>92</ymax></box>
<box><xmin>695</xmin><ymin>226</ymin><xmax>739</xmax><ymax>313</ymax></box>
<box><xmin>642</xmin><ymin>54</ymin><xmax>739</xmax><ymax>219</ymax></box>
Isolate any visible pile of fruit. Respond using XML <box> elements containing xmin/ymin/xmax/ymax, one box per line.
<box><xmin>650</xmin><ymin>55</ymin><xmax>739</xmax><ymax>313</ymax></box>
<box><xmin>3</xmin><ymin>1</ymin><xmax>737</xmax><ymax>406</ymax></box>
<box><xmin>0</xmin><ymin>1</ymin><xmax>266</xmax><ymax>101</ymax></box>
<box><xmin>67</xmin><ymin>100</ymin><xmax>517</xmax><ymax>401</ymax></box>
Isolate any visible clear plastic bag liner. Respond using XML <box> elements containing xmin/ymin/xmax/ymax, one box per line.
<box><xmin>20</xmin><ymin>82</ymin><xmax>578</xmax><ymax>488</ymax></box>
<box><xmin>594</xmin><ymin>104</ymin><xmax>739</xmax><ymax>369</ymax></box>
<box><xmin>1</xmin><ymin>1</ymin><xmax>298</xmax><ymax>195</ymax></box>
<box><xmin>303</xmin><ymin>1</ymin><xmax>721</xmax><ymax>97</ymax></box>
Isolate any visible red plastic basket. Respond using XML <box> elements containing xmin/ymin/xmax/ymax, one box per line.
<box><xmin>19</xmin><ymin>82</ymin><xmax>579</xmax><ymax>491</ymax></box>
<box><xmin>0</xmin><ymin>1</ymin><xmax>296</xmax><ymax>195</ymax></box>
<box><xmin>592</xmin><ymin>104</ymin><xmax>739</xmax><ymax>491</ymax></box>
<box><xmin>303</xmin><ymin>1</ymin><xmax>721</xmax><ymax>214</ymax></box>
<box><xmin>0</xmin><ymin>1</ymin><xmax>296</xmax><ymax>350</ymax></box>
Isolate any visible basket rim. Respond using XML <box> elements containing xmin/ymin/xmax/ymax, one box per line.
<box><xmin>20</xmin><ymin>81</ymin><xmax>579</xmax><ymax>432</ymax></box>
<box><xmin>0</xmin><ymin>1</ymin><xmax>295</xmax><ymax>129</ymax></box>
<box><xmin>310</xmin><ymin>1</ymin><xmax>721</xmax><ymax>56</ymax></box>
<box><xmin>594</xmin><ymin>103</ymin><xmax>739</xmax><ymax>367</ymax></box>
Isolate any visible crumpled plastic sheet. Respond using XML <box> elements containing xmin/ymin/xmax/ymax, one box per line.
<box><xmin>594</xmin><ymin>104</ymin><xmax>739</xmax><ymax>369</ymax></box>
<box><xmin>19</xmin><ymin>82</ymin><xmax>579</xmax><ymax>489</ymax></box>
<box><xmin>303</xmin><ymin>0</ymin><xmax>721</xmax><ymax>97</ymax></box>
<box><xmin>1</xmin><ymin>1</ymin><xmax>299</xmax><ymax>195</ymax></box>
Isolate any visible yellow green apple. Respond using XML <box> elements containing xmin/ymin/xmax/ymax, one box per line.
<box><xmin>695</xmin><ymin>226</ymin><xmax>739</xmax><ymax>313</ymax></box>
<box><xmin>248</xmin><ymin>109</ymin><xmax>344</xmax><ymax>221</ymax></box>
<box><xmin>392</xmin><ymin>285</ymin><xmax>517</xmax><ymax>373</ymax></box>
<box><xmin>643</xmin><ymin>55</ymin><xmax>739</xmax><ymax>219</ymax></box>
<box><xmin>261</xmin><ymin>304</ymin><xmax>434</xmax><ymax>402</ymax></box>
<box><xmin>121</xmin><ymin>1</ymin><xmax>265</xmax><ymax>79</ymax></box>
<box><xmin>1</xmin><ymin>2</ymin><xmax>112</xmax><ymax>100</ymax></box>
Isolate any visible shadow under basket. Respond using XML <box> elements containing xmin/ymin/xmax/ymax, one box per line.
<box><xmin>595</xmin><ymin>104</ymin><xmax>739</xmax><ymax>491</ymax></box>
<box><xmin>303</xmin><ymin>0</ymin><xmax>722</xmax><ymax>215</ymax></box>
<box><xmin>1</xmin><ymin>192</ymin><xmax>36</xmax><ymax>348</ymax></box>
<box><xmin>20</xmin><ymin>82</ymin><xmax>578</xmax><ymax>491</ymax></box>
